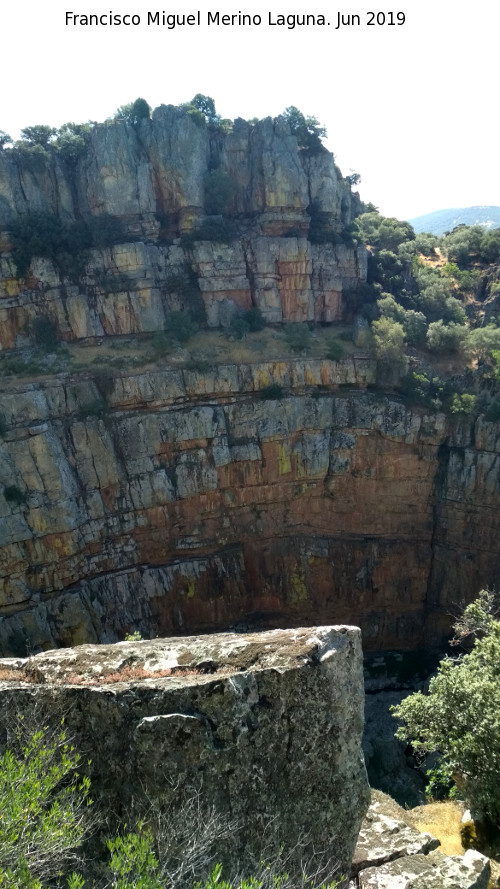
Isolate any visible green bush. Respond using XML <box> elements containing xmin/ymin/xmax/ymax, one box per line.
<box><xmin>244</xmin><ymin>307</ymin><xmax>266</xmax><ymax>332</ymax></box>
<box><xmin>371</xmin><ymin>316</ymin><xmax>408</xmax><ymax>384</ymax></box>
<box><xmin>3</xmin><ymin>484</ymin><xmax>27</xmax><ymax>505</ymax></box>
<box><xmin>259</xmin><ymin>384</ymin><xmax>284</xmax><ymax>400</ymax></box>
<box><xmin>115</xmin><ymin>98</ymin><xmax>151</xmax><ymax>125</ymax></box>
<box><xmin>285</xmin><ymin>324</ymin><xmax>311</xmax><ymax>354</ymax></box>
<box><xmin>450</xmin><ymin>393</ymin><xmax>477</xmax><ymax>415</ymax></box>
<box><xmin>32</xmin><ymin>317</ymin><xmax>59</xmax><ymax>352</ymax></box>
<box><xmin>204</xmin><ymin>170</ymin><xmax>237</xmax><ymax>216</ymax></box>
<box><xmin>392</xmin><ymin>591</ymin><xmax>500</xmax><ymax>826</ymax></box>
<box><xmin>0</xmin><ymin>721</ymin><xmax>92</xmax><ymax>887</ymax></box>
<box><xmin>167</xmin><ymin>311</ymin><xmax>197</xmax><ymax>343</ymax></box>
<box><xmin>325</xmin><ymin>339</ymin><xmax>345</xmax><ymax>361</ymax></box>
<box><xmin>228</xmin><ymin>317</ymin><xmax>250</xmax><ymax>340</ymax></box>
<box><xmin>426</xmin><ymin>321</ymin><xmax>466</xmax><ymax>353</ymax></box>
<box><xmin>485</xmin><ymin>398</ymin><xmax>500</xmax><ymax>421</ymax></box>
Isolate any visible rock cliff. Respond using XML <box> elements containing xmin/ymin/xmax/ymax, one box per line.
<box><xmin>0</xmin><ymin>108</ymin><xmax>366</xmax><ymax>346</ymax></box>
<box><xmin>0</xmin><ymin>360</ymin><xmax>499</xmax><ymax>655</ymax></box>
<box><xmin>0</xmin><ymin>625</ymin><xmax>370</xmax><ymax>881</ymax></box>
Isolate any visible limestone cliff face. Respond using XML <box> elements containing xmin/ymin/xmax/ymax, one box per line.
<box><xmin>0</xmin><ymin>359</ymin><xmax>498</xmax><ymax>656</ymax></box>
<box><xmin>0</xmin><ymin>109</ymin><xmax>366</xmax><ymax>346</ymax></box>
<box><xmin>0</xmin><ymin>626</ymin><xmax>370</xmax><ymax>880</ymax></box>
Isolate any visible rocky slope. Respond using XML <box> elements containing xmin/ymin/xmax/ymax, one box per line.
<box><xmin>0</xmin><ymin>358</ymin><xmax>499</xmax><ymax>655</ymax></box>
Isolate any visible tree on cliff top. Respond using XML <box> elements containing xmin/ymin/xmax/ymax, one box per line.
<box><xmin>281</xmin><ymin>106</ymin><xmax>327</xmax><ymax>153</ymax></box>
<box><xmin>392</xmin><ymin>590</ymin><xmax>500</xmax><ymax>828</ymax></box>
<box><xmin>115</xmin><ymin>97</ymin><xmax>151</xmax><ymax>125</ymax></box>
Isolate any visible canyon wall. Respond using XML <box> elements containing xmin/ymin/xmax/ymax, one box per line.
<box><xmin>0</xmin><ymin>108</ymin><xmax>366</xmax><ymax>346</ymax></box>
<box><xmin>0</xmin><ymin>360</ymin><xmax>498</xmax><ymax>655</ymax></box>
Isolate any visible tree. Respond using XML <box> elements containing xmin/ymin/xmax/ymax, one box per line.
<box><xmin>392</xmin><ymin>591</ymin><xmax>500</xmax><ymax>827</ymax></box>
<box><xmin>190</xmin><ymin>94</ymin><xmax>219</xmax><ymax>124</ymax></box>
<box><xmin>19</xmin><ymin>125</ymin><xmax>56</xmax><ymax>147</ymax></box>
<box><xmin>0</xmin><ymin>131</ymin><xmax>12</xmax><ymax>149</ymax></box>
<box><xmin>115</xmin><ymin>98</ymin><xmax>151</xmax><ymax>125</ymax></box>
<box><xmin>372</xmin><ymin>316</ymin><xmax>408</xmax><ymax>383</ymax></box>
<box><xmin>281</xmin><ymin>106</ymin><xmax>327</xmax><ymax>153</ymax></box>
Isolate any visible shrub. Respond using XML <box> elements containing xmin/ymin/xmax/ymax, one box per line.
<box><xmin>180</xmin><ymin>218</ymin><xmax>236</xmax><ymax>248</ymax></box>
<box><xmin>94</xmin><ymin>369</ymin><xmax>115</xmax><ymax>401</ymax></box>
<box><xmin>259</xmin><ymin>384</ymin><xmax>284</xmax><ymax>400</ymax></box>
<box><xmin>204</xmin><ymin>170</ymin><xmax>237</xmax><ymax>215</ymax></box>
<box><xmin>426</xmin><ymin>320</ymin><xmax>466</xmax><ymax>353</ymax></box>
<box><xmin>485</xmin><ymin>398</ymin><xmax>500</xmax><ymax>421</ymax></box>
<box><xmin>228</xmin><ymin>317</ymin><xmax>250</xmax><ymax>340</ymax></box>
<box><xmin>3</xmin><ymin>485</ymin><xmax>27</xmax><ymax>505</ymax></box>
<box><xmin>31</xmin><ymin>316</ymin><xmax>59</xmax><ymax>352</ymax></box>
<box><xmin>392</xmin><ymin>591</ymin><xmax>500</xmax><ymax>826</ymax></box>
<box><xmin>372</xmin><ymin>316</ymin><xmax>408</xmax><ymax>384</ymax></box>
<box><xmin>285</xmin><ymin>324</ymin><xmax>311</xmax><ymax>354</ymax></box>
<box><xmin>450</xmin><ymin>393</ymin><xmax>477</xmax><ymax>415</ymax></box>
<box><xmin>280</xmin><ymin>106</ymin><xmax>327</xmax><ymax>154</ymax></box>
<box><xmin>325</xmin><ymin>339</ymin><xmax>345</xmax><ymax>361</ymax></box>
<box><xmin>244</xmin><ymin>307</ymin><xmax>266</xmax><ymax>332</ymax></box>
<box><xmin>0</xmin><ymin>721</ymin><xmax>93</xmax><ymax>886</ymax></box>
<box><xmin>167</xmin><ymin>311</ymin><xmax>197</xmax><ymax>343</ymax></box>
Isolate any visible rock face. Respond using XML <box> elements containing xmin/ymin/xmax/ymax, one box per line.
<box><xmin>351</xmin><ymin>792</ymin><xmax>491</xmax><ymax>889</ymax></box>
<box><xmin>0</xmin><ymin>362</ymin><xmax>499</xmax><ymax>656</ymax></box>
<box><xmin>0</xmin><ymin>109</ymin><xmax>366</xmax><ymax>346</ymax></box>
<box><xmin>0</xmin><ymin>625</ymin><xmax>370</xmax><ymax>880</ymax></box>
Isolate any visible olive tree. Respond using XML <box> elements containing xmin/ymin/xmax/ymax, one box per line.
<box><xmin>392</xmin><ymin>591</ymin><xmax>500</xmax><ymax>827</ymax></box>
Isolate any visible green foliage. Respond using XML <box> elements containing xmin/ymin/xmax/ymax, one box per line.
<box><xmin>244</xmin><ymin>307</ymin><xmax>266</xmax><ymax>332</ymax></box>
<box><xmin>94</xmin><ymin>369</ymin><xmax>115</xmax><ymax>401</ymax></box>
<box><xmin>466</xmin><ymin>325</ymin><xmax>500</xmax><ymax>360</ymax></box>
<box><xmin>426</xmin><ymin>320</ymin><xmax>466</xmax><ymax>353</ymax></box>
<box><xmin>31</xmin><ymin>316</ymin><xmax>59</xmax><ymax>352</ymax></box>
<box><xmin>10</xmin><ymin>212</ymin><xmax>124</xmax><ymax>280</ymax></box>
<box><xmin>442</xmin><ymin>225</ymin><xmax>485</xmax><ymax>268</ymax></box>
<box><xmin>324</xmin><ymin>339</ymin><xmax>345</xmax><ymax>361</ymax></box>
<box><xmin>3</xmin><ymin>484</ymin><xmax>27</xmax><ymax>505</ymax></box>
<box><xmin>485</xmin><ymin>398</ymin><xmax>500</xmax><ymax>421</ymax></box>
<box><xmin>425</xmin><ymin>763</ymin><xmax>461</xmax><ymax>802</ymax></box>
<box><xmin>76</xmin><ymin>399</ymin><xmax>109</xmax><ymax>420</ymax></box>
<box><xmin>392</xmin><ymin>592</ymin><xmax>500</xmax><ymax>825</ymax></box>
<box><xmin>377</xmin><ymin>294</ymin><xmax>426</xmax><ymax>345</ymax></box>
<box><xmin>167</xmin><ymin>311</ymin><xmax>197</xmax><ymax>343</ymax></box>
<box><xmin>204</xmin><ymin>170</ymin><xmax>237</xmax><ymax>216</ymax></box>
<box><xmin>107</xmin><ymin>827</ymin><xmax>163</xmax><ymax>889</ymax></box>
<box><xmin>190</xmin><ymin>94</ymin><xmax>219</xmax><ymax>124</ymax></box>
<box><xmin>372</xmin><ymin>316</ymin><xmax>408</xmax><ymax>383</ymax></box>
<box><xmin>53</xmin><ymin>123</ymin><xmax>90</xmax><ymax>164</ymax></box>
<box><xmin>0</xmin><ymin>722</ymin><xmax>92</xmax><ymax>886</ymax></box>
<box><xmin>450</xmin><ymin>393</ymin><xmax>477</xmax><ymax>415</ymax></box>
<box><xmin>355</xmin><ymin>212</ymin><xmax>415</xmax><ymax>252</ymax></box>
<box><xmin>285</xmin><ymin>324</ymin><xmax>311</xmax><ymax>354</ymax></box>
<box><xmin>115</xmin><ymin>98</ymin><xmax>151</xmax><ymax>125</ymax></box>
<box><xmin>19</xmin><ymin>125</ymin><xmax>56</xmax><ymax>147</ymax></box>
<box><xmin>12</xmin><ymin>143</ymin><xmax>50</xmax><ymax>174</ymax></box>
<box><xmin>228</xmin><ymin>317</ymin><xmax>250</xmax><ymax>340</ymax></box>
<box><xmin>398</xmin><ymin>372</ymin><xmax>444</xmax><ymax>409</ymax></box>
<box><xmin>411</xmin><ymin>264</ymin><xmax>466</xmax><ymax>324</ymax></box>
<box><xmin>0</xmin><ymin>131</ymin><xmax>12</xmax><ymax>149</ymax></box>
<box><xmin>124</xmin><ymin>630</ymin><xmax>143</xmax><ymax>642</ymax></box>
<box><xmin>479</xmin><ymin>229</ymin><xmax>500</xmax><ymax>263</ymax></box>
<box><xmin>259</xmin><ymin>384</ymin><xmax>284</xmax><ymax>400</ymax></box>
<box><xmin>280</xmin><ymin>106</ymin><xmax>327</xmax><ymax>153</ymax></box>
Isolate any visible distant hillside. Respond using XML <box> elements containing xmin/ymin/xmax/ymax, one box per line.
<box><xmin>410</xmin><ymin>206</ymin><xmax>500</xmax><ymax>235</ymax></box>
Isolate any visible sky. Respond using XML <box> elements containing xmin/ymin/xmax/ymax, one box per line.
<box><xmin>1</xmin><ymin>0</ymin><xmax>499</xmax><ymax>221</ymax></box>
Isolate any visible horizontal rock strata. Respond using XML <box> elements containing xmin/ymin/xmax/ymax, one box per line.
<box><xmin>0</xmin><ymin>363</ymin><xmax>499</xmax><ymax>655</ymax></box>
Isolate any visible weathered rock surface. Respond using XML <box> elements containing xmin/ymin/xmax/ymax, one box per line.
<box><xmin>0</xmin><ymin>625</ymin><xmax>370</xmax><ymax>880</ymax></box>
<box><xmin>0</xmin><ymin>366</ymin><xmax>499</xmax><ymax>655</ymax></box>
<box><xmin>0</xmin><ymin>109</ymin><xmax>366</xmax><ymax>345</ymax></box>
<box><xmin>357</xmin><ymin>849</ymin><xmax>490</xmax><ymax>888</ymax></box>
<box><xmin>351</xmin><ymin>792</ymin><xmax>491</xmax><ymax>889</ymax></box>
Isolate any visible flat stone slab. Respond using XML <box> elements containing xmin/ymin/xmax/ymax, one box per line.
<box><xmin>358</xmin><ymin>849</ymin><xmax>490</xmax><ymax>889</ymax></box>
<box><xmin>352</xmin><ymin>802</ymin><xmax>440</xmax><ymax>875</ymax></box>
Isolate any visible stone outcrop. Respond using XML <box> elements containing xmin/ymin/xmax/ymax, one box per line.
<box><xmin>0</xmin><ymin>625</ymin><xmax>370</xmax><ymax>881</ymax></box>
<box><xmin>0</xmin><ymin>363</ymin><xmax>499</xmax><ymax>655</ymax></box>
<box><xmin>0</xmin><ymin>109</ymin><xmax>366</xmax><ymax>346</ymax></box>
<box><xmin>351</xmin><ymin>792</ymin><xmax>491</xmax><ymax>889</ymax></box>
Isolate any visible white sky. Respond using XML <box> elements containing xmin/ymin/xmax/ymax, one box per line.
<box><xmin>2</xmin><ymin>0</ymin><xmax>499</xmax><ymax>221</ymax></box>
